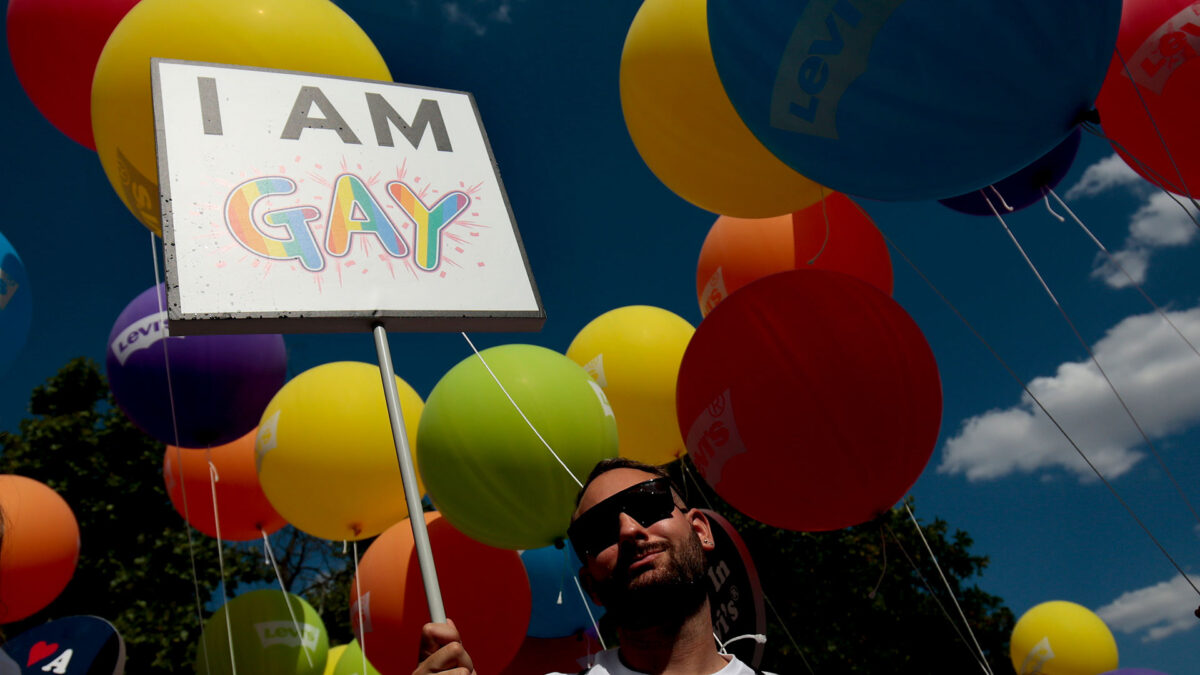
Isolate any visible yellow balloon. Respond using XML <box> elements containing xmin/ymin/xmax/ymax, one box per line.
<box><xmin>91</xmin><ymin>0</ymin><xmax>392</xmax><ymax>235</ymax></box>
<box><xmin>256</xmin><ymin>362</ymin><xmax>423</xmax><ymax>541</ymax></box>
<box><xmin>1010</xmin><ymin>601</ymin><xmax>1118</xmax><ymax>675</ymax></box>
<box><xmin>620</xmin><ymin>0</ymin><xmax>824</xmax><ymax>218</ymax></box>
<box><xmin>566</xmin><ymin>305</ymin><xmax>694</xmax><ymax>465</ymax></box>
<box><xmin>324</xmin><ymin>646</ymin><xmax>348</xmax><ymax>675</ymax></box>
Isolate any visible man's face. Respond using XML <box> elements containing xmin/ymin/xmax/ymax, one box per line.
<box><xmin>572</xmin><ymin>468</ymin><xmax>714</xmax><ymax>629</ymax></box>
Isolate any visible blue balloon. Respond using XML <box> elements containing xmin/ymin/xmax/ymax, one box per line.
<box><xmin>520</xmin><ymin>542</ymin><xmax>605</xmax><ymax>638</ymax></box>
<box><xmin>939</xmin><ymin>129</ymin><xmax>1082</xmax><ymax>216</ymax></box>
<box><xmin>0</xmin><ymin>230</ymin><xmax>32</xmax><ymax>375</ymax></box>
<box><xmin>706</xmin><ymin>0</ymin><xmax>1120</xmax><ymax>201</ymax></box>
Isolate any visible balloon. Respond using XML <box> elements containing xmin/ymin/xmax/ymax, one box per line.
<box><xmin>520</xmin><ymin>543</ymin><xmax>604</xmax><ymax>639</ymax></box>
<box><xmin>0</xmin><ymin>230</ymin><xmax>32</xmax><ymax>376</ymax></box>
<box><xmin>164</xmin><ymin>428</ymin><xmax>287</xmax><ymax>541</ymax></box>
<box><xmin>350</xmin><ymin>513</ymin><xmax>530</xmax><ymax>675</ymax></box>
<box><xmin>619</xmin><ymin>0</ymin><xmax>823</xmax><ymax>217</ymax></box>
<box><xmin>498</xmin><ymin>634</ymin><xmax>597</xmax><ymax>675</ymax></box>
<box><xmin>331</xmin><ymin>640</ymin><xmax>379</xmax><ymax>675</ymax></box>
<box><xmin>566</xmin><ymin>306</ymin><xmax>694</xmax><ymax>465</ymax></box>
<box><xmin>675</xmin><ymin>269</ymin><xmax>942</xmax><ymax>532</ymax></box>
<box><xmin>696</xmin><ymin>193</ymin><xmax>892</xmax><ymax>317</ymax></box>
<box><xmin>256</xmin><ymin>361</ymin><xmax>424</xmax><ymax>541</ymax></box>
<box><xmin>939</xmin><ymin>130</ymin><xmax>1083</xmax><ymax>216</ymax></box>
<box><xmin>197</xmin><ymin>589</ymin><xmax>328</xmax><ymax>675</ymax></box>
<box><xmin>1095</xmin><ymin>0</ymin><xmax>1200</xmax><ymax>195</ymax></box>
<box><xmin>6</xmin><ymin>0</ymin><xmax>140</xmax><ymax>148</ymax></box>
<box><xmin>324</xmin><ymin>645</ymin><xmax>348</xmax><ymax>675</ymax></box>
<box><xmin>0</xmin><ymin>475</ymin><xmax>80</xmax><ymax>623</ymax></box>
<box><xmin>91</xmin><ymin>0</ymin><xmax>391</xmax><ymax>234</ymax></box>
<box><xmin>105</xmin><ymin>284</ymin><xmax>287</xmax><ymax>448</ymax></box>
<box><xmin>705</xmin><ymin>0</ymin><xmax>1121</xmax><ymax>200</ymax></box>
<box><xmin>2</xmin><ymin>615</ymin><xmax>126</xmax><ymax>674</ymax></box>
<box><xmin>702</xmin><ymin>509</ymin><xmax>766</xmax><ymax>669</ymax></box>
<box><xmin>418</xmin><ymin>345</ymin><xmax>618</xmax><ymax>550</ymax></box>
<box><xmin>1010</xmin><ymin>601</ymin><xmax>1118</xmax><ymax>675</ymax></box>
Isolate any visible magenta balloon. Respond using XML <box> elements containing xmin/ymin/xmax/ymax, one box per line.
<box><xmin>105</xmin><ymin>284</ymin><xmax>286</xmax><ymax>447</ymax></box>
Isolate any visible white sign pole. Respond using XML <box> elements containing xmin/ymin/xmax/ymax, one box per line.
<box><xmin>372</xmin><ymin>324</ymin><xmax>446</xmax><ymax>622</ymax></box>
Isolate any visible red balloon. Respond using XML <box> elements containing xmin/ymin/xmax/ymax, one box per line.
<box><xmin>350</xmin><ymin>513</ymin><xmax>531</xmax><ymax>674</ymax></box>
<box><xmin>6</xmin><ymin>0</ymin><xmax>141</xmax><ymax>148</ymax></box>
<box><xmin>498</xmin><ymin>634</ymin><xmax>599</xmax><ymax>675</ymax></box>
<box><xmin>1095</xmin><ymin>0</ymin><xmax>1200</xmax><ymax>194</ymax></box>
<box><xmin>163</xmin><ymin>429</ymin><xmax>286</xmax><ymax>542</ymax></box>
<box><xmin>696</xmin><ymin>193</ymin><xmax>892</xmax><ymax>317</ymax></box>
<box><xmin>0</xmin><ymin>475</ymin><xmax>80</xmax><ymax>623</ymax></box>
<box><xmin>676</xmin><ymin>269</ymin><xmax>941</xmax><ymax>532</ymax></box>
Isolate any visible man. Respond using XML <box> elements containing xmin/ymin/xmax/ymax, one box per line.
<box><xmin>413</xmin><ymin>458</ymin><xmax>768</xmax><ymax>675</ymax></box>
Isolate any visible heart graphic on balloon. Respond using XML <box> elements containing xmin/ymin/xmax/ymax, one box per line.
<box><xmin>27</xmin><ymin>640</ymin><xmax>59</xmax><ymax>665</ymax></box>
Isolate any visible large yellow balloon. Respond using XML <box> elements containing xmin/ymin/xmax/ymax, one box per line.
<box><xmin>256</xmin><ymin>362</ymin><xmax>423</xmax><ymax>541</ymax></box>
<box><xmin>1010</xmin><ymin>601</ymin><xmax>1118</xmax><ymax>675</ymax></box>
<box><xmin>620</xmin><ymin>0</ymin><xmax>824</xmax><ymax>218</ymax></box>
<box><xmin>567</xmin><ymin>306</ymin><xmax>693</xmax><ymax>465</ymax></box>
<box><xmin>91</xmin><ymin>0</ymin><xmax>392</xmax><ymax>235</ymax></box>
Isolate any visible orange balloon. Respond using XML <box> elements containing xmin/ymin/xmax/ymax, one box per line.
<box><xmin>0</xmin><ymin>475</ymin><xmax>80</xmax><ymax>623</ymax></box>
<box><xmin>350</xmin><ymin>513</ymin><xmax>530</xmax><ymax>675</ymax></box>
<box><xmin>498</xmin><ymin>634</ymin><xmax>599</xmax><ymax>675</ymax></box>
<box><xmin>696</xmin><ymin>193</ymin><xmax>893</xmax><ymax>316</ymax></box>
<box><xmin>164</xmin><ymin>428</ymin><xmax>286</xmax><ymax>542</ymax></box>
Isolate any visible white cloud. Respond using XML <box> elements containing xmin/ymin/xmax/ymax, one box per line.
<box><xmin>1064</xmin><ymin>154</ymin><xmax>1143</xmax><ymax>199</ymax></box>
<box><xmin>440</xmin><ymin>1</ymin><xmax>518</xmax><ymax>36</ymax></box>
<box><xmin>1096</xmin><ymin>573</ymin><xmax>1200</xmax><ymax>642</ymax></box>
<box><xmin>1065</xmin><ymin>155</ymin><xmax>1200</xmax><ymax>288</ymax></box>
<box><xmin>939</xmin><ymin>307</ymin><xmax>1200</xmax><ymax>481</ymax></box>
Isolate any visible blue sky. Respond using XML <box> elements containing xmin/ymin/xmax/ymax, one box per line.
<box><xmin>2</xmin><ymin>1</ymin><xmax>1198</xmax><ymax>672</ymax></box>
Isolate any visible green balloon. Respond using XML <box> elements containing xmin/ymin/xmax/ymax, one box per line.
<box><xmin>332</xmin><ymin>640</ymin><xmax>380</xmax><ymax>675</ymax></box>
<box><xmin>196</xmin><ymin>589</ymin><xmax>329</xmax><ymax>675</ymax></box>
<box><xmin>418</xmin><ymin>344</ymin><xmax>619</xmax><ymax>549</ymax></box>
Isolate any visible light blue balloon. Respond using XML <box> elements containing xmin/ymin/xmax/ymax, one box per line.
<box><xmin>520</xmin><ymin>542</ymin><xmax>605</xmax><ymax>638</ymax></box>
<box><xmin>0</xmin><ymin>231</ymin><xmax>32</xmax><ymax>375</ymax></box>
<box><xmin>706</xmin><ymin>0</ymin><xmax>1121</xmax><ymax>201</ymax></box>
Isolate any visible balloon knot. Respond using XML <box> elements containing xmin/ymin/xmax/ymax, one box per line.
<box><xmin>1075</xmin><ymin>108</ymin><xmax>1101</xmax><ymax>126</ymax></box>
<box><xmin>553</xmin><ymin>537</ymin><xmax>566</xmax><ymax>550</ymax></box>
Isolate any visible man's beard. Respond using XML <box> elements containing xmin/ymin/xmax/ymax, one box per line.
<box><xmin>592</xmin><ymin>533</ymin><xmax>710</xmax><ymax>632</ymax></box>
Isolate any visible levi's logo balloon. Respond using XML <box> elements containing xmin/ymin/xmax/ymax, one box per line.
<box><xmin>1126</xmin><ymin>3</ymin><xmax>1200</xmax><ymax>94</ymax></box>
<box><xmin>254</xmin><ymin>621</ymin><xmax>320</xmax><ymax>650</ymax></box>
<box><xmin>110</xmin><ymin>311</ymin><xmax>169</xmax><ymax>365</ymax></box>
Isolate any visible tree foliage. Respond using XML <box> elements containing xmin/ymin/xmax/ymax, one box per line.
<box><xmin>0</xmin><ymin>358</ymin><xmax>356</xmax><ymax>672</ymax></box>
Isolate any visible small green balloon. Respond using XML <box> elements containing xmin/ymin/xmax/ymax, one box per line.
<box><xmin>332</xmin><ymin>640</ymin><xmax>380</xmax><ymax>675</ymax></box>
<box><xmin>196</xmin><ymin>589</ymin><xmax>329</xmax><ymax>675</ymax></box>
<box><xmin>417</xmin><ymin>344</ymin><xmax>619</xmax><ymax>549</ymax></box>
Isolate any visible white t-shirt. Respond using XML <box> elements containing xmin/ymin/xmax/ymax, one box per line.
<box><xmin>547</xmin><ymin>648</ymin><xmax>770</xmax><ymax>675</ymax></box>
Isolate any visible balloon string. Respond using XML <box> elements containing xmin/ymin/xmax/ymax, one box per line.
<box><xmin>151</xmin><ymin>231</ymin><xmax>211</xmax><ymax>675</ymax></box>
<box><xmin>1041</xmin><ymin>193</ymin><xmax>1066</xmax><ymax>222</ymax></box>
<box><xmin>1080</xmin><ymin>122</ymin><xmax>1200</xmax><ymax>226</ymax></box>
<box><xmin>987</xmin><ymin>186</ymin><xmax>1013</xmax><ymax>212</ymax></box>
<box><xmin>1114</xmin><ymin>46</ymin><xmax>1200</xmax><ymax>209</ymax></box>
<box><xmin>572</xmin><ymin>576</ymin><xmax>606</xmax><ymax>652</ymax></box>
<box><xmin>804</xmin><ymin>185</ymin><xmax>832</xmax><ymax>266</ymax></box>
<box><xmin>459</xmin><ymin>332</ymin><xmax>583</xmax><ymax>488</ymax></box>
<box><xmin>353</xmin><ymin>540</ymin><xmax>368</xmax><ymax>675</ymax></box>
<box><xmin>877</xmin><ymin>227</ymin><xmax>1200</xmax><ymax>599</ymax></box>
<box><xmin>903</xmin><ymin>504</ymin><xmax>993</xmax><ymax>675</ymax></box>
<box><xmin>987</xmin><ymin>194</ymin><xmax>1200</xmax><ymax>527</ymax></box>
<box><xmin>678</xmin><ymin>461</ymin><xmax>817</xmax><ymax>675</ymax></box>
<box><xmin>261</xmin><ymin>531</ymin><xmax>314</xmax><ymax>668</ymax></box>
<box><xmin>866</xmin><ymin>526</ymin><xmax>887</xmax><ymax>600</ymax></box>
<box><xmin>206</xmin><ymin>453</ymin><xmax>238</xmax><ymax>675</ymax></box>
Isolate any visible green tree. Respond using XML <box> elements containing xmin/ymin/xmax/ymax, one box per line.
<box><xmin>0</xmin><ymin>358</ymin><xmax>357</xmax><ymax>671</ymax></box>
<box><xmin>668</xmin><ymin>460</ymin><xmax>1017</xmax><ymax>675</ymax></box>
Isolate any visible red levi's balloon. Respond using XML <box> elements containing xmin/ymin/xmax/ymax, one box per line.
<box><xmin>676</xmin><ymin>269</ymin><xmax>941</xmax><ymax>532</ymax></box>
<box><xmin>351</xmin><ymin>513</ymin><xmax>530</xmax><ymax>675</ymax></box>
<box><xmin>1095</xmin><ymin>0</ymin><xmax>1200</xmax><ymax>194</ymax></box>
<box><xmin>163</xmin><ymin>428</ymin><xmax>286</xmax><ymax>542</ymax></box>
<box><xmin>695</xmin><ymin>193</ymin><xmax>892</xmax><ymax>317</ymax></box>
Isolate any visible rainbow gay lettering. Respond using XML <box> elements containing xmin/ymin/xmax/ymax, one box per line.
<box><xmin>387</xmin><ymin>181</ymin><xmax>470</xmax><ymax>271</ymax></box>
<box><xmin>326</xmin><ymin>174</ymin><xmax>408</xmax><ymax>258</ymax></box>
<box><xmin>225</xmin><ymin>177</ymin><xmax>324</xmax><ymax>271</ymax></box>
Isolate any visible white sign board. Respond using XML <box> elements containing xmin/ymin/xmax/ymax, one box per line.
<box><xmin>152</xmin><ymin>59</ymin><xmax>544</xmax><ymax>335</ymax></box>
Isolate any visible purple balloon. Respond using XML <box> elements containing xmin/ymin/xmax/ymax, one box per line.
<box><xmin>105</xmin><ymin>284</ymin><xmax>286</xmax><ymax>448</ymax></box>
<box><xmin>939</xmin><ymin>129</ymin><xmax>1082</xmax><ymax>216</ymax></box>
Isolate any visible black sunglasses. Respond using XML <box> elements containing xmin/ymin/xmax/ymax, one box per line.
<box><xmin>567</xmin><ymin>477</ymin><xmax>680</xmax><ymax>560</ymax></box>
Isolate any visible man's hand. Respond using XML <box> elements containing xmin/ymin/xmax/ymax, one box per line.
<box><xmin>413</xmin><ymin>619</ymin><xmax>477</xmax><ymax>675</ymax></box>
